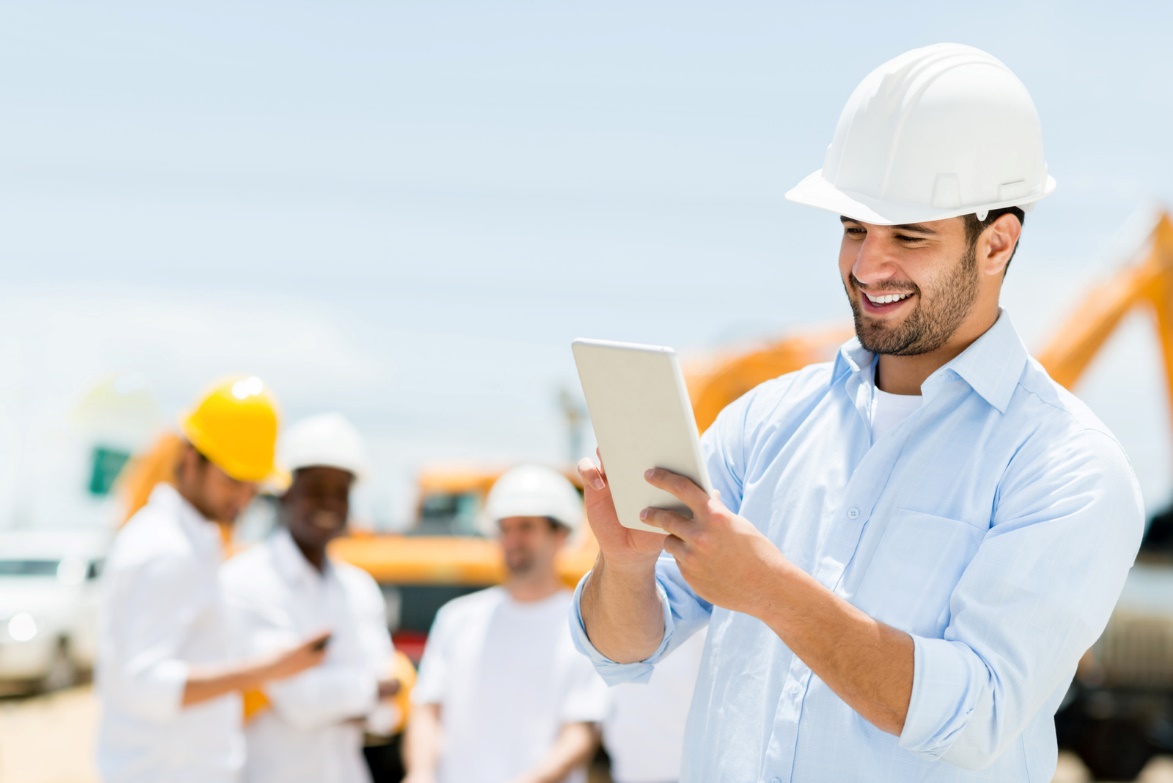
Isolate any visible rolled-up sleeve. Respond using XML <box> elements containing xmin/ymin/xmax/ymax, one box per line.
<box><xmin>570</xmin><ymin>554</ymin><xmax>712</xmax><ymax>685</ymax></box>
<box><xmin>898</xmin><ymin>429</ymin><xmax>1145</xmax><ymax>769</ymax></box>
<box><xmin>106</xmin><ymin>554</ymin><xmax>206</xmax><ymax>722</ymax></box>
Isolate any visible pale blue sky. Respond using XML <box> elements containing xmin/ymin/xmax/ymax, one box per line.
<box><xmin>1</xmin><ymin>1</ymin><xmax>1170</xmax><ymax>526</ymax></box>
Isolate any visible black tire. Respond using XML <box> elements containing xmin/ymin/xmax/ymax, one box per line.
<box><xmin>39</xmin><ymin>639</ymin><xmax>78</xmax><ymax>693</ymax></box>
<box><xmin>1076</xmin><ymin>717</ymin><xmax>1156</xmax><ymax>782</ymax></box>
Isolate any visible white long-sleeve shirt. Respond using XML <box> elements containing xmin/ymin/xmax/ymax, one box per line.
<box><xmin>96</xmin><ymin>484</ymin><xmax>244</xmax><ymax>783</ymax></box>
<box><xmin>221</xmin><ymin>528</ymin><xmax>396</xmax><ymax>783</ymax></box>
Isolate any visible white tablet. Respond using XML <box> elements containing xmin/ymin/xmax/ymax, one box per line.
<box><xmin>572</xmin><ymin>338</ymin><xmax>713</xmax><ymax>534</ymax></box>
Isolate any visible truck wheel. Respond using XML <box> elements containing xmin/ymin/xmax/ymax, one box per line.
<box><xmin>40</xmin><ymin>640</ymin><xmax>78</xmax><ymax>693</ymax></box>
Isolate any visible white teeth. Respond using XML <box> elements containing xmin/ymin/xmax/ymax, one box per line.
<box><xmin>865</xmin><ymin>292</ymin><xmax>912</xmax><ymax>305</ymax></box>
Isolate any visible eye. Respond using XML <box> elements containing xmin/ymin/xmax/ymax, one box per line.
<box><xmin>894</xmin><ymin>234</ymin><xmax>926</xmax><ymax>244</ymax></box>
<box><xmin>843</xmin><ymin>226</ymin><xmax>866</xmax><ymax>238</ymax></box>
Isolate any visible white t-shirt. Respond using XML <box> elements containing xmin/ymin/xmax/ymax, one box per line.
<box><xmin>602</xmin><ymin>629</ymin><xmax>706</xmax><ymax>783</ymax></box>
<box><xmin>870</xmin><ymin>370</ymin><xmax>923</xmax><ymax>442</ymax></box>
<box><xmin>413</xmin><ymin>587</ymin><xmax>607</xmax><ymax>783</ymax></box>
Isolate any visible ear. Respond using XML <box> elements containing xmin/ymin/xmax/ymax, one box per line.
<box><xmin>980</xmin><ymin>214</ymin><xmax>1022</xmax><ymax>277</ymax></box>
<box><xmin>176</xmin><ymin>442</ymin><xmax>199</xmax><ymax>481</ymax></box>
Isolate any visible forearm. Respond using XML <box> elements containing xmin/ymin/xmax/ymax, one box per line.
<box><xmin>182</xmin><ymin>659</ymin><xmax>270</xmax><ymax>708</ymax></box>
<box><xmin>579</xmin><ymin>554</ymin><xmax>664</xmax><ymax>663</ymax></box>
<box><xmin>403</xmin><ymin>703</ymin><xmax>442</xmax><ymax>778</ymax></box>
<box><xmin>755</xmin><ymin>559</ymin><xmax>913</xmax><ymax>735</ymax></box>
<box><xmin>512</xmin><ymin>723</ymin><xmax>599</xmax><ymax>783</ymax></box>
<box><xmin>268</xmin><ymin>668</ymin><xmax>380</xmax><ymax>728</ymax></box>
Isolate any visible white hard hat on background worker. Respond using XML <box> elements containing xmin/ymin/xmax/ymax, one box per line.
<box><xmin>281</xmin><ymin>412</ymin><xmax>370</xmax><ymax>479</ymax></box>
<box><xmin>786</xmin><ymin>43</ymin><xmax>1055</xmax><ymax>225</ymax></box>
<box><xmin>480</xmin><ymin>464</ymin><xmax>584</xmax><ymax>536</ymax></box>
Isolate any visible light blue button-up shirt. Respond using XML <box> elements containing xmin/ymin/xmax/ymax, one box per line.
<box><xmin>571</xmin><ymin>313</ymin><xmax>1144</xmax><ymax>782</ymax></box>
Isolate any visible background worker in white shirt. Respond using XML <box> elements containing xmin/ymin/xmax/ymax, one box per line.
<box><xmin>222</xmin><ymin>412</ymin><xmax>401</xmax><ymax>783</ymax></box>
<box><xmin>404</xmin><ymin>465</ymin><xmax>607</xmax><ymax>783</ymax></box>
<box><xmin>96</xmin><ymin>376</ymin><xmax>329</xmax><ymax>783</ymax></box>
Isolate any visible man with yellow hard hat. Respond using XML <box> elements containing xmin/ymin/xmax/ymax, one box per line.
<box><xmin>96</xmin><ymin>377</ymin><xmax>330</xmax><ymax>783</ymax></box>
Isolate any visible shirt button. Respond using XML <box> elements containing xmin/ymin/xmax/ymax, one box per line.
<box><xmin>791</xmin><ymin>684</ymin><xmax>801</xmax><ymax>697</ymax></box>
<box><xmin>770</xmin><ymin>777</ymin><xmax>783</xmax><ymax>783</ymax></box>
<box><xmin>847</xmin><ymin>507</ymin><xmax>860</xmax><ymax>519</ymax></box>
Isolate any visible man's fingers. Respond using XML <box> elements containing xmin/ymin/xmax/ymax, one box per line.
<box><xmin>640</xmin><ymin>506</ymin><xmax>692</xmax><ymax>539</ymax></box>
<box><xmin>644</xmin><ymin>468</ymin><xmax>711</xmax><ymax>515</ymax></box>
<box><xmin>662</xmin><ymin>533</ymin><xmax>688</xmax><ymax>559</ymax></box>
<box><xmin>577</xmin><ymin>458</ymin><xmax>606</xmax><ymax>492</ymax></box>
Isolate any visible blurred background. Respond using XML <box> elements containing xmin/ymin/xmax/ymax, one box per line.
<box><xmin>1</xmin><ymin>1</ymin><xmax>1172</xmax><ymax>781</ymax></box>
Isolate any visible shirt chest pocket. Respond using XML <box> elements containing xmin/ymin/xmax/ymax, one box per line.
<box><xmin>852</xmin><ymin>509</ymin><xmax>984</xmax><ymax>638</ymax></box>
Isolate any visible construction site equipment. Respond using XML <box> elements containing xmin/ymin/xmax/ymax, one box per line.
<box><xmin>180</xmin><ymin>376</ymin><xmax>280</xmax><ymax>483</ymax></box>
<box><xmin>786</xmin><ymin>43</ymin><xmax>1055</xmax><ymax>225</ymax></box>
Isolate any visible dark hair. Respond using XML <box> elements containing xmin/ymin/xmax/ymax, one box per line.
<box><xmin>963</xmin><ymin>206</ymin><xmax>1025</xmax><ymax>275</ymax></box>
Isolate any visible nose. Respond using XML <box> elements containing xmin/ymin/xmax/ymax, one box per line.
<box><xmin>849</xmin><ymin>234</ymin><xmax>899</xmax><ymax>287</ymax></box>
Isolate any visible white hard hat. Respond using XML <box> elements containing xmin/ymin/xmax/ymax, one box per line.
<box><xmin>280</xmin><ymin>412</ymin><xmax>369</xmax><ymax>480</ymax></box>
<box><xmin>786</xmin><ymin>43</ymin><xmax>1055</xmax><ymax>226</ymax></box>
<box><xmin>480</xmin><ymin>464</ymin><xmax>583</xmax><ymax>537</ymax></box>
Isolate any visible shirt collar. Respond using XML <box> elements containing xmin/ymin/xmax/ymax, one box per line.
<box><xmin>831</xmin><ymin>337</ymin><xmax>874</xmax><ymax>387</ymax></box>
<box><xmin>149</xmin><ymin>483</ymin><xmax>224</xmax><ymax>558</ymax></box>
<box><xmin>931</xmin><ymin>311</ymin><xmax>1028</xmax><ymax>413</ymax></box>
<box><xmin>269</xmin><ymin>526</ymin><xmax>331</xmax><ymax>588</ymax></box>
<box><xmin>831</xmin><ymin>310</ymin><xmax>1028</xmax><ymax>414</ymax></box>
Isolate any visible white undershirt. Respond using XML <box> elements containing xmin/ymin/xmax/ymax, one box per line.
<box><xmin>870</xmin><ymin>367</ymin><xmax>923</xmax><ymax>442</ymax></box>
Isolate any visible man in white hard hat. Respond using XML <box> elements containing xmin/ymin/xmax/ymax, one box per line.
<box><xmin>221</xmin><ymin>413</ymin><xmax>401</xmax><ymax>783</ymax></box>
<box><xmin>404</xmin><ymin>465</ymin><xmax>607</xmax><ymax>783</ymax></box>
<box><xmin>97</xmin><ymin>377</ymin><xmax>329</xmax><ymax>783</ymax></box>
<box><xmin>572</xmin><ymin>44</ymin><xmax>1144</xmax><ymax>781</ymax></box>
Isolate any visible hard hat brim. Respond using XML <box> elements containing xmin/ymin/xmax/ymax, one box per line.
<box><xmin>785</xmin><ymin>168</ymin><xmax>1056</xmax><ymax>226</ymax></box>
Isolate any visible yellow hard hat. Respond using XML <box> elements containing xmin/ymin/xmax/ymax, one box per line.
<box><xmin>179</xmin><ymin>376</ymin><xmax>280</xmax><ymax>483</ymax></box>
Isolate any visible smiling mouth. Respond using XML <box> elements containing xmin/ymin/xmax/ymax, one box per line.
<box><xmin>310</xmin><ymin>512</ymin><xmax>344</xmax><ymax>531</ymax></box>
<box><xmin>864</xmin><ymin>291</ymin><xmax>913</xmax><ymax>305</ymax></box>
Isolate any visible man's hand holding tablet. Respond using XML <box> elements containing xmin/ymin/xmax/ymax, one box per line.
<box><xmin>573</xmin><ymin>339</ymin><xmax>789</xmax><ymax>650</ymax></box>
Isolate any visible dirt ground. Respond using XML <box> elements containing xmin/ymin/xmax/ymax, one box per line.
<box><xmin>2</xmin><ymin>686</ymin><xmax>1173</xmax><ymax>783</ymax></box>
<box><xmin>0</xmin><ymin>685</ymin><xmax>99</xmax><ymax>783</ymax></box>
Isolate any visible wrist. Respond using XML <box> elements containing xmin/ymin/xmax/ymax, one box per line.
<box><xmin>745</xmin><ymin>554</ymin><xmax>801</xmax><ymax>627</ymax></box>
<box><xmin>595</xmin><ymin>551</ymin><xmax>657</xmax><ymax>581</ymax></box>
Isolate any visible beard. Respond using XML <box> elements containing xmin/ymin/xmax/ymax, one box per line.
<box><xmin>503</xmin><ymin>547</ymin><xmax>537</xmax><ymax>576</ymax></box>
<box><xmin>846</xmin><ymin>242</ymin><xmax>980</xmax><ymax>356</ymax></box>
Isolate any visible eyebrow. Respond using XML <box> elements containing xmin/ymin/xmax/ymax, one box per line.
<box><xmin>839</xmin><ymin>216</ymin><xmax>940</xmax><ymax>235</ymax></box>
